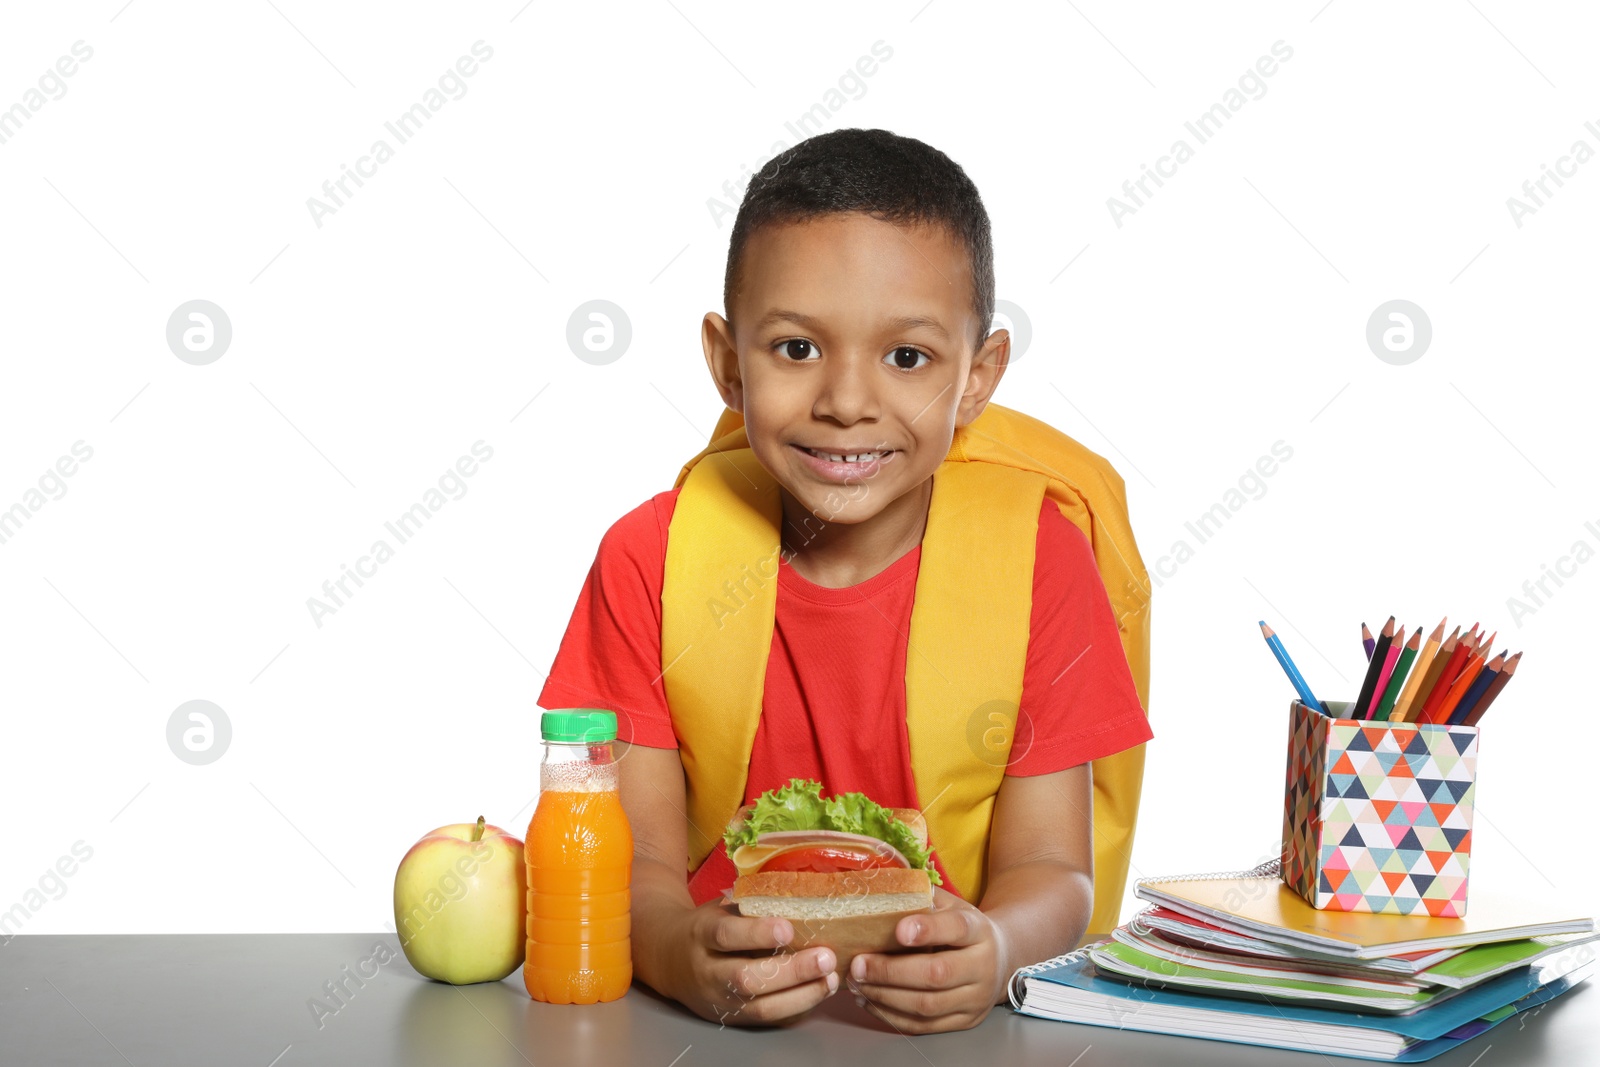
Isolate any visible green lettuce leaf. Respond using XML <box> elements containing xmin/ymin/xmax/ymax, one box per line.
<box><xmin>722</xmin><ymin>777</ymin><xmax>941</xmax><ymax>885</ymax></box>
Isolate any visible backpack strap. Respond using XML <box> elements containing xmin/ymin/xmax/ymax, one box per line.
<box><xmin>904</xmin><ymin>461</ymin><xmax>1046</xmax><ymax>902</ymax></box>
<box><xmin>660</xmin><ymin>447</ymin><xmax>780</xmax><ymax>870</ymax></box>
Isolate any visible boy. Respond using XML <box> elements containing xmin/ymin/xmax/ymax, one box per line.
<box><xmin>537</xmin><ymin>128</ymin><xmax>1151</xmax><ymax>1033</ymax></box>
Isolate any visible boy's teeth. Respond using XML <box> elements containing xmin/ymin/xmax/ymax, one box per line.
<box><xmin>810</xmin><ymin>448</ymin><xmax>884</xmax><ymax>463</ymax></box>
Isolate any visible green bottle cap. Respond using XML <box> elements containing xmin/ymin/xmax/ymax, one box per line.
<box><xmin>540</xmin><ymin>708</ymin><xmax>618</xmax><ymax>743</ymax></box>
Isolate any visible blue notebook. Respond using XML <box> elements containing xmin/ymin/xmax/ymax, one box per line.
<box><xmin>1007</xmin><ymin>944</ymin><xmax>1591</xmax><ymax>1062</ymax></box>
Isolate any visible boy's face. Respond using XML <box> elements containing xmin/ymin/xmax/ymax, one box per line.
<box><xmin>702</xmin><ymin>211</ymin><xmax>1009</xmax><ymax>530</ymax></box>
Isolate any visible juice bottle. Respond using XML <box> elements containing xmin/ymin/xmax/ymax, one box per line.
<box><xmin>524</xmin><ymin>708</ymin><xmax>632</xmax><ymax>1003</ymax></box>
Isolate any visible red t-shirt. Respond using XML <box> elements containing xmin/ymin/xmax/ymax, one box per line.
<box><xmin>537</xmin><ymin>488</ymin><xmax>1152</xmax><ymax>905</ymax></box>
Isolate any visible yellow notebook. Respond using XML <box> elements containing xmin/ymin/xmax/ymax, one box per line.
<box><xmin>1135</xmin><ymin>860</ymin><xmax>1594</xmax><ymax>959</ymax></box>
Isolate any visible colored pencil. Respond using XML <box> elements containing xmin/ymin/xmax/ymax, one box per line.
<box><xmin>1419</xmin><ymin>628</ymin><xmax>1475</xmax><ymax>722</ymax></box>
<box><xmin>1453</xmin><ymin>623</ymin><xmax>1481</xmax><ymax>665</ymax></box>
<box><xmin>1448</xmin><ymin>651</ymin><xmax>1505</xmax><ymax>726</ymax></box>
<box><xmin>1362</xmin><ymin>622</ymin><xmax>1375</xmax><ymax>660</ymax></box>
<box><xmin>1462</xmin><ymin>651</ymin><xmax>1519</xmax><ymax>726</ymax></box>
<box><xmin>1391</xmin><ymin>618</ymin><xmax>1446</xmax><ymax>723</ymax></box>
<box><xmin>1365</xmin><ymin>622</ymin><xmax>1407</xmax><ymax>719</ymax></box>
<box><xmin>1408</xmin><ymin>625</ymin><xmax>1461</xmax><ymax>720</ymax></box>
<box><xmin>1352</xmin><ymin>616</ymin><xmax>1396</xmax><ymax>720</ymax></box>
<box><xmin>1259</xmin><ymin>621</ymin><xmax>1328</xmax><ymax>714</ymax></box>
<box><xmin>1372</xmin><ymin>626</ymin><xmax>1422</xmax><ymax>721</ymax></box>
<box><xmin>1434</xmin><ymin>644</ymin><xmax>1491</xmax><ymax>724</ymax></box>
<box><xmin>1419</xmin><ymin>627</ymin><xmax>1478</xmax><ymax>723</ymax></box>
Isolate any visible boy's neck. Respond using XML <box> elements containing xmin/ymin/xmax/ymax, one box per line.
<box><xmin>777</xmin><ymin>478</ymin><xmax>933</xmax><ymax>589</ymax></box>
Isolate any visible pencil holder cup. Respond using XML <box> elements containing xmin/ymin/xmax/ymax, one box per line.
<box><xmin>1280</xmin><ymin>699</ymin><xmax>1478</xmax><ymax>917</ymax></box>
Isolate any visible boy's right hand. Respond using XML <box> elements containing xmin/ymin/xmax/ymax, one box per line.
<box><xmin>674</xmin><ymin>900</ymin><xmax>840</xmax><ymax>1026</ymax></box>
<box><xmin>614</xmin><ymin>744</ymin><xmax>837</xmax><ymax>1025</ymax></box>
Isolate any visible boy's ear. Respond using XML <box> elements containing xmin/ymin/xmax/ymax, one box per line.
<box><xmin>955</xmin><ymin>327</ymin><xmax>1011</xmax><ymax>429</ymax></box>
<box><xmin>701</xmin><ymin>312</ymin><xmax>744</xmax><ymax>414</ymax></box>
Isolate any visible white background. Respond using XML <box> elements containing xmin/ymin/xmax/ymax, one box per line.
<box><xmin>2</xmin><ymin>1</ymin><xmax>1596</xmax><ymax>937</ymax></box>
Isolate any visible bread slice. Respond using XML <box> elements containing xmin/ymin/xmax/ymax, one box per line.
<box><xmin>730</xmin><ymin>867</ymin><xmax>936</xmax><ymax>979</ymax></box>
<box><xmin>731</xmin><ymin>868</ymin><xmax>934</xmax><ymax>917</ymax></box>
<box><xmin>784</xmin><ymin>909</ymin><xmax>933</xmax><ymax>980</ymax></box>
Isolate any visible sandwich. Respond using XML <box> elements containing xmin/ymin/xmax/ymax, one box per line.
<box><xmin>723</xmin><ymin>778</ymin><xmax>939</xmax><ymax>972</ymax></box>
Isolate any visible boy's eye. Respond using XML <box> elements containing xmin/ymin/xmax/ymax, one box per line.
<box><xmin>885</xmin><ymin>346</ymin><xmax>930</xmax><ymax>371</ymax></box>
<box><xmin>777</xmin><ymin>339</ymin><xmax>817</xmax><ymax>361</ymax></box>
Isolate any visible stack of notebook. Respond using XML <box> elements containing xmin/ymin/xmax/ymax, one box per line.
<box><xmin>1009</xmin><ymin>861</ymin><xmax>1595</xmax><ymax>1061</ymax></box>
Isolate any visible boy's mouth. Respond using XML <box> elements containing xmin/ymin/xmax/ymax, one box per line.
<box><xmin>790</xmin><ymin>444</ymin><xmax>897</xmax><ymax>483</ymax></box>
<box><xmin>794</xmin><ymin>445</ymin><xmax>895</xmax><ymax>463</ymax></box>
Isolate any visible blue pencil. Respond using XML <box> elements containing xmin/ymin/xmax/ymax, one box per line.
<box><xmin>1259</xmin><ymin>621</ymin><xmax>1329</xmax><ymax>715</ymax></box>
<box><xmin>1447</xmin><ymin>650</ymin><xmax>1504</xmax><ymax>725</ymax></box>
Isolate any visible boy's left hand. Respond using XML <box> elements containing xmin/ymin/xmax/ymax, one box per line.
<box><xmin>846</xmin><ymin>887</ymin><xmax>1008</xmax><ymax>1034</ymax></box>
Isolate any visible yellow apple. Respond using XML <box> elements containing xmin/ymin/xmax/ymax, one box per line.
<box><xmin>394</xmin><ymin>816</ymin><xmax>527</xmax><ymax>984</ymax></box>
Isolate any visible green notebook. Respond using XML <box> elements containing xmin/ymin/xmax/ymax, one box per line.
<box><xmin>1089</xmin><ymin>941</ymin><xmax>1461</xmax><ymax>1014</ymax></box>
<box><xmin>1419</xmin><ymin>934</ymin><xmax>1595</xmax><ymax>988</ymax></box>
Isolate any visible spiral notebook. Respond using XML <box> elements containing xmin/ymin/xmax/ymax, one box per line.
<box><xmin>1007</xmin><ymin>944</ymin><xmax>1592</xmax><ymax>1062</ymax></box>
<box><xmin>1133</xmin><ymin>859</ymin><xmax>1594</xmax><ymax>959</ymax></box>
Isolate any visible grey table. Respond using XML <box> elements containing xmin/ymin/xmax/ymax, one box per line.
<box><xmin>1</xmin><ymin>934</ymin><xmax>1591</xmax><ymax>1065</ymax></box>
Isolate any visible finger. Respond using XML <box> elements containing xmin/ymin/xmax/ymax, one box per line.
<box><xmin>893</xmin><ymin>900</ymin><xmax>983</xmax><ymax>949</ymax></box>
<box><xmin>851</xmin><ymin>976</ymin><xmax>974</xmax><ymax>1021</ymax></box>
<box><xmin>851</xmin><ymin>944</ymin><xmax>971</xmax><ymax>991</ymax></box>
<box><xmin>855</xmin><ymin>991</ymin><xmax>980</xmax><ymax>1035</ymax></box>
<box><xmin>720</xmin><ymin>946</ymin><xmax>837</xmax><ymax>1002</ymax></box>
<box><xmin>719</xmin><ymin>956</ymin><xmax>840</xmax><ymax>1025</ymax></box>
<box><xmin>705</xmin><ymin>911</ymin><xmax>796</xmax><ymax>954</ymax></box>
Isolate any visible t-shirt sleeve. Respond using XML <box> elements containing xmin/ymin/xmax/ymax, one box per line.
<box><xmin>1005</xmin><ymin>502</ymin><xmax>1152</xmax><ymax>775</ymax></box>
<box><xmin>536</xmin><ymin>492</ymin><xmax>680</xmax><ymax>748</ymax></box>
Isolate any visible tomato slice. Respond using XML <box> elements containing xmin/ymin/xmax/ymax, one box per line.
<box><xmin>757</xmin><ymin>846</ymin><xmax>907</xmax><ymax>875</ymax></box>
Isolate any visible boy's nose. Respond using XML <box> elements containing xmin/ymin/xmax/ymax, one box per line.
<box><xmin>810</xmin><ymin>354</ymin><xmax>881</xmax><ymax>425</ymax></box>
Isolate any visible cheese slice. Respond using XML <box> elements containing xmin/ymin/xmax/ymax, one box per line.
<box><xmin>730</xmin><ymin>830</ymin><xmax>911</xmax><ymax>878</ymax></box>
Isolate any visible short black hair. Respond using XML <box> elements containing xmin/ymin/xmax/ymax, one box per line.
<box><xmin>724</xmin><ymin>128</ymin><xmax>995</xmax><ymax>354</ymax></box>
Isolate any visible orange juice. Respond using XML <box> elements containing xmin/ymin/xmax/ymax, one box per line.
<box><xmin>524</xmin><ymin>710</ymin><xmax>633</xmax><ymax>1004</ymax></box>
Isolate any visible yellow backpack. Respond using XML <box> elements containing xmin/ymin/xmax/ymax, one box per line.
<box><xmin>660</xmin><ymin>401</ymin><xmax>1151</xmax><ymax>937</ymax></box>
